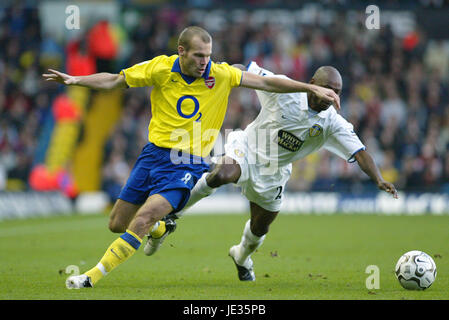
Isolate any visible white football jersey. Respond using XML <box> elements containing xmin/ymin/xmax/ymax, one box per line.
<box><xmin>244</xmin><ymin>61</ymin><xmax>366</xmax><ymax>169</ymax></box>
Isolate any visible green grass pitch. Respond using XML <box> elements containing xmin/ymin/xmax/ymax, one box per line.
<box><xmin>0</xmin><ymin>212</ymin><xmax>448</xmax><ymax>300</ymax></box>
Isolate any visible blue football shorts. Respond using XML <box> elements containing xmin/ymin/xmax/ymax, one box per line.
<box><xmin>118</xmin><ymin>142</ymin><xmax>209</xmax><ymax>213</ymax></box>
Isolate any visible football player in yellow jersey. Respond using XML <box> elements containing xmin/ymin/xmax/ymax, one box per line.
<box><xmin>43</xmin><ymin>26</ymin><xmax>340</xmax><ymax>288</ymax></box>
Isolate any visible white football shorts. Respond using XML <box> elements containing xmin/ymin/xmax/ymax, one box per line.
<box><xmin>222</xmin><ymin>130</ymin><xmax>292</xmax><ymax>212</ymax></box>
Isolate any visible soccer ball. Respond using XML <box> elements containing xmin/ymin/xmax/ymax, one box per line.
<box><xmin>395</xmin><ymin>250</ymin><xmax>437</xmax><ymax>290</ymax></box>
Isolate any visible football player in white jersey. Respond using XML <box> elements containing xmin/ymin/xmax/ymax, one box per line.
<box><xmin>145</xmin><ymin>62</ymin><xmax>398</xmax><ymax>281</ymax></box>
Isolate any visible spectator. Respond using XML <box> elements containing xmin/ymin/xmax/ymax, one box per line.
<box><xmin>2</xmin><ymin>4</ymin><xmax>448</xmax><ymax>196</ymax></box>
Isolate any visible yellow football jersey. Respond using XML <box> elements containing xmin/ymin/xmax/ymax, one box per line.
<box><xmin>120</xmin><ymin>55</ymin><xmax>242</xmax><ymax>157</ymax></box>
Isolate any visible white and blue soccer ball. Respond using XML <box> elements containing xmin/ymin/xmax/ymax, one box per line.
<box><xmin>395</xmin><ymin>250</ymin><xmax>437</xmax><ymax>290</ymax></box>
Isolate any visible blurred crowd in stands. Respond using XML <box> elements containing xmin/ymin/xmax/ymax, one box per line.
<box><xmin>1</xmin><ymin>3</ymin><xmax>448</xmax><ymax>202</ymax></box>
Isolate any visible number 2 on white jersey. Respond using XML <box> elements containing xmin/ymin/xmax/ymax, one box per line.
<box><xmin>275</xmin><ymin>186</ymin><xmax>283</xmax><ymax>200</ymax></box>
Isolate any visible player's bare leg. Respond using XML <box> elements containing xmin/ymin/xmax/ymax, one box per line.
<box><xmin>108</xmin><ymin>199</ymin><xmax>141</xmax><ymax>233</ymax></box>
<box><xmin>66</xmin><ymin>194</ymin><xmax>173</xmax><ymax>289</ymax></box>
<box><xmin>229</xmin><ymin>202</ymin><xmax>278</xmax><ymax>281</ymax></box>
<box><xmin>177</xmin><ymin>155</ymin><xmax>241</xmax><ymax>217</ymax></box>
<box><xmin>127</xmin><ymin>194</ymin><xmax>174</xmax><ymax>238</ymax></box>
<box><xmin>144</xmin><ymin>156</ymin><xmax>241</xmax><ymax>256</ymax></box>
<box><xmin>206</xmin><ymin>156</ymin><xmax>241</xmax><ymax>187</ymax></box>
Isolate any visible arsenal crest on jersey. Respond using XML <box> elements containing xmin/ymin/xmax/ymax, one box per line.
<box><xmin>205</xmin><ymin>76</ymin><xmax>215</xmax><ymax>89</ymax></box>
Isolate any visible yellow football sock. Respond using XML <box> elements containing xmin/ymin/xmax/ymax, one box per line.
<box><xmin>85</xmin><ymin>229</ymin><xmax>142</xmax><ymax>285</ymax></box>
<box><xmin>150</xmin><ymin>221</ymin><xmax>166</xmax><ymax>239</ymax></box>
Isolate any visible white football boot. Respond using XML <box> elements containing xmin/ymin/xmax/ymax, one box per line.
<box><xmin>66</xmin><ymin>274</ymin><xmax>93</xmax><ymax>289</ymax></box>
<box><xmin>229</xmin><ymin>245</ymin><xmax>256</xmax><ymax>281</ymax></box>
<box><xmin>144</xmin><ymin>217</ymin><xmax>177</xmax><ymax>256</ymax></box>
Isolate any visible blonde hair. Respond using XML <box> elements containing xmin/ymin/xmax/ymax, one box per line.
<box><xmin>178</xmin><ymin>26</ymin><xmax>212</xmax><ymax>51</ymax></box>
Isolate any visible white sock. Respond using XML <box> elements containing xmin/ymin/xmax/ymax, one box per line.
<box><xmin>175</xmin><ymin>172</ymin><xmax>215</xmax><ymax>218</ymax></box>
<box><xmin>234</xmin><ymin>220</ymin><xmax>266</xmax><ymax>266</ymax></box>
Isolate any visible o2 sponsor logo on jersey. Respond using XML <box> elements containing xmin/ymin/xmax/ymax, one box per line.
<box><xmin>309</xmin><ymin>124</ymin><xmax>323</xmax><ymax>137</ymax></box>
<box><xmin>176</xmin><ymin>95</ymin><xmax>202</xmax><ymax>122</ymax></box>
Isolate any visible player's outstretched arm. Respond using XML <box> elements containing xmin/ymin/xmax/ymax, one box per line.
<box><xmin>42</xmin><ymin>69</ymin><xmax>127</xmax><ymax>90</ymax></box>
<box><xmin>240</xmin><ymin>71</ymin><xmax>341</xmax><ymax>111</ymax></box>
<box><xmin>354</xmin><ymin>150</ymin><xmax>398</xmax><ymax>198</ymax></box>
